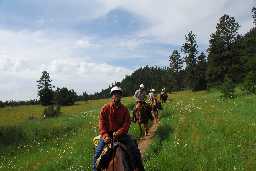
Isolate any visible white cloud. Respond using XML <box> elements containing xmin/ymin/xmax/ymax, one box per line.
<box><xmin>101</xmin><ymin>0</ymin><xmax>254</xmax><ymax>44</ymax></box>
<box><xmin>0</xmin><ymin>29</ymin><xmax>131</xmax><ymax>101</ymax></box>
<box><xmin>75</xmin><ymin>39</ymin><xmax>92</xmax><ymax>49</ymax></box>
<box><xmin>0</xmin><ymin>0</ymin><xmax>254</xmax><ymax>100</ymax></box>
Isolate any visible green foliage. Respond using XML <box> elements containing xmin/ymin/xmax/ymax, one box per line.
<box><xmin>81</xmin><ymin>91</ymin><xmax>89</xmax><ymax>101</ymax></box>
<box><xmin>207</xmin><ymin>14</ymin><xmax>240</xmax><ymax>84</ymax></box>
<box><xmin>181</xmin><ymin>31</ymin><xmax>198</xmax><ymax>89</ymax></box>
<box><xmin>119</xmin><ymin>66</ymin><xmax>178</xmax><ymax>96</ymax></box>
<box><xmin>0</xmin><ymin>101</ymin><xmax>5</xmax><ymax>108</ymax></box>
<box><xmin>252</xmin><ymin>7</ymin><xmax>256</xmax><ymax>25</ymax></box>
<box><xmin>193</xmin><ymin>52</ymin><xmax>208</xmax><ymax>91</ymax></box>
<box><xmin>242</xmin><ymin>71</ymin><xmax>256</xmax><ymax>94</ymax></box>
<box><xmin>43</xmin><ymin>105</ymin><xmax>61</xmax><ymax>118</ymax></box>
<box><xmin>169</xmin><ymin>50</ymin><xmax>183</xmax><ymax>73</ymax></box>
<box><xmin>37</xmin><ymin>71</ymin><xmax>54</xmax><ymax>106</ymax></box>
<box><xmin>220</xmin><ymin>76</ymin><xmax>236</xmax><ymax>99</ymax></box>
<box><xmin>182</xmin><ymin>31</ymin><xmax>198</xmax><ymax>67</ymax></box>
<box><xmin>240</xmin><ymin>28</ymin><xmax>256</xmax><ymax>76</ymax></box>
<box><xmin>54</xmin><ymin>87</ymin><xmax>77</xmax><ymax>106</ymax></box>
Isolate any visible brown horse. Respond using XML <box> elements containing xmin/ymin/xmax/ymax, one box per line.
<box><xmin>160</xmin><ymin>93</ymin><xmax>168</xmax><ymax>103</ymax></box>
<box><xmin>150</xmin><ymin>98</ymin><xmax>163</xmax><ymax>124</ymax></box>
<box><xmin>133</xmin><ymin>102</ymin><xmax>153</xmax><ymax>136</ymax></box>
<box><xmin>102</xmin><ymin>142</ymin><xmax>139</xmax><ymax>171</ymax></box>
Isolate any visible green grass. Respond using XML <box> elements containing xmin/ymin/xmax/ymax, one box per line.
<box><xmin>144</xmin><ymin>91</ymin><xmax>256</xmax><ymax>171</ymax></box>
<box><xmin>0</xmin><ymin>99</ymin><xmax>110</xmax><ymax>126</ymax></box>
<box><xmin>0</xmin><ymin>97</ymin><xmax>140</xmax><ymax>170</ymax></box>
<box><xmin>1</xmin><ymin>90</ymin><xmax>255</xmax><ymax>170</ymax></box>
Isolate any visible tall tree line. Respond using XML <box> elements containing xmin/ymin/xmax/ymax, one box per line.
<box><xmin>94</xmin><ymin>6</ymin><xmax>256</xmax><ymax>98</ymax></box>
<box><xmin>3</xmin><ymin>7</ymin><xmax>255</xmax><ymax>104</ymax></box>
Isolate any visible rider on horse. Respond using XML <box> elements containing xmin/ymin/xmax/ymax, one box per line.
<box><xmin>148</xmin><ymin>89</ymin><xmax>159</xmax><ymax>123</ymax></box>
<box><xmin>93</xmin><ymin>86</ymin><xmax>145</xmax><ymax>171</ymax></box>
<box><xmin>134</xmin><ymin>84</ymin><xmax>147</xmax><ymax>111</ymax></box>
<box><xmin>160</xmin><ymin>88</ymin><xmax>168</xmax><ymax>103</ymax></box>
<box><xmin>133</xmin><ymin>84</ymin><xmax>152</xmax><ymax>136</ymax></box>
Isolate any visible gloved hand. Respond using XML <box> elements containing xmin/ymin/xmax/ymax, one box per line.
<box><xmin>113</xmin><ymin>131</ymin><xmax>121</xmax><ymax>140</ymax></box>
<box><xmin>104</xmin><ymin>136</ymin><xmax>111</xmax><ymax>144</ymax></box>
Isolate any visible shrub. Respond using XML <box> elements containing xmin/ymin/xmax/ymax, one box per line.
<box><xmin>54</xmin><ymin>87</ymin><xmax>77</xmax><ymax>106</ymax></box>
<box><xmin>43</xmin><ymin>105</ymin><xmax>61</xmax><ymax>118</ymax></box>
<box><xmin>220</xmin><ymin>76</ymin><xmax>236</xmax><ymax>99</ymax></box>
<box><xmin>241</xmin><ymin>71</ymin><xmax>256</xmax><ymax>95</ymax></box>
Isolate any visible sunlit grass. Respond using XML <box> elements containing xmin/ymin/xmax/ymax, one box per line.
<box><xmin>0</xmin><ymin>96</ymin><xmax>140</xmax><ymax>170</ymax></box>
<box><xmin>144</xmin><ymin>90</ymin><xmax>256</xmax><ymax>170</ymax></box>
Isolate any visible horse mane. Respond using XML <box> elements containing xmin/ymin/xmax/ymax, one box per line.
<box><xmin>106</xmin><ymin>142</ymin><xmax>133</xmax><ymax>171</ymax></box>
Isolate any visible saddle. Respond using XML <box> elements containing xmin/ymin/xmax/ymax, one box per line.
<box><xmin>96</xmin><ymin>142</ymin><xmax>134</xmax><ymax>170</ymax></box>
<box><xmin>133</xmin><ymin>103</ymin><xmax>153</xmax><ymax>123</ymax></box>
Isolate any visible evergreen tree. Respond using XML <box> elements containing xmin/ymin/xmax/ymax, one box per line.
<box><xmin>193</xmin><ymin>52</ymin><xmax>208</xmax><ymax>91</ymax></box>
<box><xmin>54</xmin><ymin>87</ymin><xmax>77</xmax><ymax>105</ymax></box>
<box><xmin>37</xmin><ymin>71</ymin><xmax>54</xmax><ymax>106</ymax></box>
<box><xmin>0</xmin><ymin>101</ymin><xmax>5</xmax><ymax>108</ymax></box>
<box><xmin>252</xmin><ymin>7</ymin><xmax>256</xmax><ymax>26</ymax></box>
<box><xmin>169</xmin><ymin>50</ymin><xmax>183</xmax><ymax>73</ymax></box>
<box><xmin>169</xmin><ymin>50</ymin><xmax>184</xmax><ymax>90</ymax></box>
<box><xmin>242</xmin><ymin>71</ymin><xmax>256</xmax><ymax>95</ymax></box>
<box><xmin>82</xmin><ymin>91</ymin><xmax>89</xmax><ymax>101</ymax></box>
<box><xmin>220</xmin><ymin>75</ymin><xmax>236</xmax><ymax>99</ymax></box>
<box><xmin>181</xmin><ymin>31</ymin><xmax>198</xmax><ymax>89</ymax></box>
<box><xmin>207</xmin><ymin>14</ymin><xmax>240</xmax><ymax>85</ymax></box>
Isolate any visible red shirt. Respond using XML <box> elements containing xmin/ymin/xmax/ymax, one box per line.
<box><xmin>99</xmin><ymin>102</ymin><xmax>131</xmax><ymax>139</ymax></box>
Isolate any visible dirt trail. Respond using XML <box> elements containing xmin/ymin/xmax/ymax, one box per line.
<box><xmin>138</xmin><ymin>122</ymin><xmax>160</xmax><ymax>157</ymax></box>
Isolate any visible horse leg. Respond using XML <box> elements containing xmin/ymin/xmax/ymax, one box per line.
<box><xmin>155</xmin><ymin>111</ymin><xmax>159</xmax><ymax>123</ymax></box>
<box><xmin>151</xmin><ymin>111</ymin><xmax>155</xmax><ymax>124</ymax></box>
<box><xmin>144</xmin><ymin>123</ymin><xmax>149</xmax><ymax>136</ymax></box>
<box><xmin>139</xmin><ymin>123</ymin><xmax>143</xmax><ymax>137</ymax></box>
<box><xmin>152</xmin><ymin>111</ymin><xmax>159</xmax><ymax>124</ymax></box>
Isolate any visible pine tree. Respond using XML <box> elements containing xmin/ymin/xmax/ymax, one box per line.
<box><xmin>169</xmin><ymin>50</ymin><xmax>183</xmax><ymax>90</ymax></box>
<box><xmin>54</xmin><ymin>87</ymin><xmax>77</xmax><ymax>105</ymax></box>
<box><xmin>169</xmin><ymin>50</ymin><xmax>183</xmax><ymax>73</ymax></box>
<box><xmin>207</xmin><ymin>14</ymin><xmax>240</xmax><ymax>85</ymax></box>
<box><xmin>193</xmin><ymin>52</ymin><xmax>208</xmax><ymax>91</ymax></box>
<box><xmin>181</xmin><ymin>31</ymin><xmax>198</xmax><ymax>89</ymax></box>
<box><xmin>252</xmin><ymin>7</ymin><xmax>256</xmax><ymax>26</ymax></box>
<box><xmin>37</xmin><ymin>71</ymin><xmax>54</xmax><ymax>106</ymax></box>
<box><xmin>82</xmin><ymin>91</ymin><xmax>89</xmax><ymax>101</ymax></box>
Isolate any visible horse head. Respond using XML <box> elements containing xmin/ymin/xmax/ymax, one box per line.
<box><xmin>104</xmin><ymin>141</ymin><xmax>134</xmax><ymax>171</ymax></box>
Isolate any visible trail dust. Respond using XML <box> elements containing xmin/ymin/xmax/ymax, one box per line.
<box><xmin>138</xmin><ymin>121</ymin><xmax>160</xmax><ymax>157</ymax></box>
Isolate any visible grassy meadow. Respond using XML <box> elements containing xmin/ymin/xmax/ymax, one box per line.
<box><xmin>0</xmin><ymin>97</ymin><xmax>140</xmax><ymax>170</ymax></box>
<box><xmin>144</xmin><ymin>90</ymin><xmax>256</xmax><ymax>171</ymax></box>
<box><xmin>0</xmin><ymin>90</ymin><xmax>255</xmax><ymax>170</ymax></box>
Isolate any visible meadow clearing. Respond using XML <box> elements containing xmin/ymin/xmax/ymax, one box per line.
<box><xmin>144</xmin><ymin>90</ymin><xmax>256</xmax><ymax>171</ymax></box>
<box><xmin>0</xmin><ymin>90</ymin><xmax>256</xmax><ymax>170</ymax></box>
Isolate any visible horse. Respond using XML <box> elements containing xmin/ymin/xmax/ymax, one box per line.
<box><xmin>160</xmin><ymin>92</ymin><xmax>168</xmax><ymax>103</ymax></box>
<box><xmin>98</xmin><ymin>141</ymin><xmax>139</xmax><ymax>171</ymax></box>
<box><xmin>132</xmin><ymin>102</ymin><xmax>153</xmax><ymax>137</ymax></box>
<box><xmin>150</xmin><ymin>98</ymin><xmax>163</xmax><ymax>124</ymax></box>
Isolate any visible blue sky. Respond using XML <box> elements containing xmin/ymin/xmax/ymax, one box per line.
<box><xmin>0</xmin><ymin>0</ymin><xmax>254</xmax><ymax>100</ymax></box>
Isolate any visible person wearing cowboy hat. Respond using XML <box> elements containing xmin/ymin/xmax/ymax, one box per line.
<box><xmin>148</xmin><ymin>88</ymin><xmax>156</xmax><ymax>101</ymax></box>
<box><xmin>133</xmin><ymin>83</ymin><xmax>147</xmax><ymax>119</ymax></box>
<box><xmin>160</xmin><ymin>87</ymin><xmax>168</xmax><ymax>103</ymax></box>
<box><xmin>148</xmin><ymin>88</ymin><xmax>159</xmax><ymax>123</ymax></box>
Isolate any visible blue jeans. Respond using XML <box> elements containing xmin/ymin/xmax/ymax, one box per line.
<box><xmin>92</xmin><ymin>134</ymin><xmax>144</xmax><ymax>171</ymax></box>
<box><xmin>93</xmin><ymin>138</ymin><xmax>105</xmax><ymax>171</ymax></box>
